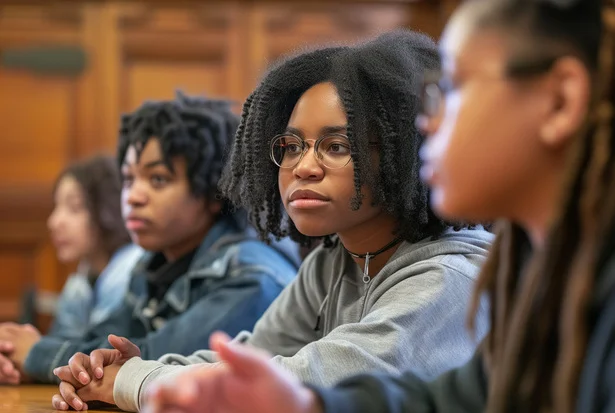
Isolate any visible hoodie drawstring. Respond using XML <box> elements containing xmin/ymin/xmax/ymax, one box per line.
<box><xmin>314</xmin><ymin>268</ymin><xmax>346</xmax><ymax>331</ymax></box>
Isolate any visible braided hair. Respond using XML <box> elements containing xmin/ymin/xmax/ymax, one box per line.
<box><xmin>459</xmin><ymin>1</ymin><xmax>615</xmax><ymax>412</ymax></box>
<box><xmin>220</xmin><ymin>30</ymin><xmax>451</xmax><ymax>247</ymax></box>
<box><xmin>118</xmin><ymin>91</ymin><xmax>246</xmax><ymax>228</ymax></box>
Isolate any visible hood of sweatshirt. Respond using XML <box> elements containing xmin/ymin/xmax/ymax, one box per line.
<box><xmin>317</xmin><ymin>227</ymin><xmax>493</xmax><ymax>334</ymax></box>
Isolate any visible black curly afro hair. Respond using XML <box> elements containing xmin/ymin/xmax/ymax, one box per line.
<box><xmin>220</xmin><ymin>30</ymin><xmax>451</xmax><ymax>246</ymax></box>
<box><xmin>118</xmin><ymin>91</ymin><xmax>246</xmax><ymax>228</ymax></box>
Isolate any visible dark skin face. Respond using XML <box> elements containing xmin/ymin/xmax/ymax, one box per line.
<box><xmin>418</xmin><ymin>7</ymin><xmax>592</xmax><ymax>247</ymax></box>
<box><xmin>278</xmin><ymin>81</ymin><xmax>399</xmax><ymax>275</ymax></box>
<box><xmin>121</xmin><ymin>138</ymin><xmax>221</xmax><ymax>261</ymax></box>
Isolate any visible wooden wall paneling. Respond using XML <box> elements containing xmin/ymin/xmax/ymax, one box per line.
<box><xmin>0</xmin><ymin>3</ymin><xmax>85</xmax><ymax>324</ymax></box>
<box><xmin>0</xmin><ymin>208</ymin><xmax>65</xmax><ymax>325</ymax></box>
<box><xmin>245</xmin><ymin>2</ymin><xmax>412</xmax><ymax>91</ymax></box>
<box><xmin>406</xmin><ymin>1</ymin><xmax>445</xmax><ymax>39</ymax></box>
<box><xmin>0</xmin><ymin>71</ymin><xmax>74</xmax><ymax>186</ymax></box>
<box><xmin>0</xmin><ymin>4</ymin><xmax>81</xmax><ymax>46</ymax></box>
<box><xmin>117</xmin><ymin>1</ymin><xmax>245</xmax><ymax>118</ymax></box>
<box><xmin>76</xmin><ymin>2</ymin><xmax>123</xmax><ymax>155</ymax></box>
<box><xmin>0</xmin><ymin>222</ymin><xmax>38</xmax><ymax>322</ymax></box>
<box><xmin>74</xmin><ymin>3</ymin><xmax>114</xmax><ymax>157</ymax></box>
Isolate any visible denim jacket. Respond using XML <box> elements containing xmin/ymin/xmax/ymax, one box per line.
<box><xmin>24</xmin><ymin>217</ymin><xmax>299</xmax><ymax>383</ymax></box>
<box><xmin>48</xmin><ymin>244</ymin><xmax>143</xmax><ymax>339</ymax></box>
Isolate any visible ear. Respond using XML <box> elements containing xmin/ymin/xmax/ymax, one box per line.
<box><xmin>539</xmin><ymin>57</ymin><xmax>591</xmax><ymax>148</ymax></box>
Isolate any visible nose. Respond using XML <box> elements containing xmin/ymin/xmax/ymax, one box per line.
<box><xmin>124</xmin><ymin>180</ymin><xmax>148</xmax><ymax>207</ymax></box>
<box><xmin>293</xmin><ymin>146</ymin><xmax>324</xmax><ymax>181</ymax></box>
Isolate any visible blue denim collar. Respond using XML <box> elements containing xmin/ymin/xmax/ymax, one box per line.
<box><xmin>129</xmin><ymin>217</ymin><xmax>251</xmax><ymax>316</ymax></box>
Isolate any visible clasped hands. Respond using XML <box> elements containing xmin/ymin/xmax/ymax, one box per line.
<box><xmin>0</xmin><ymin>322</ymin><xmax>41</xmax><ymax>384</ymax></box>
<box><xmin>51</xmin><ymin>332</ymin><xmax>320</xmax><ymax>413</ymax></box>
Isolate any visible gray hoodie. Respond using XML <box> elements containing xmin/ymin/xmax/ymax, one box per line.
<box><xmin>114</xmin><ymin>228</ymin><xmax>493</xmax><ymax>412</ymax></box>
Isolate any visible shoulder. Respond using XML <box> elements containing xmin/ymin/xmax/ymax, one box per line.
<box><xmin>230</xmin><ymin>237</ymin><xmax>300</xmax><ymax>271</ymax></box>
<box><xmin>399</xmin><ymin>228</ymin><xmax>493</xmax><ymax>280</ymax></box>
<box><xmin>59</xmin><ymin>273</ymin><xmax>93</xmax><ymax>297</ymax></box>
<box><xmin>298</xmin><ymin>239</ymin><xmax>345</xmax><ymax>275</ymax></box>
<box><xmin>100</xmin><ymin>245</ymin><xmax>144</xmax><ymax>283</ymax></box>
<box><xmin>110</xmin><ymin>244</ymin><xmax>145</xmax><ymax>267</ymax></box>
<box><xmin>194</xmin><ymin>235</ymin><xmax>300</xmax><ymax>287</ymax></box>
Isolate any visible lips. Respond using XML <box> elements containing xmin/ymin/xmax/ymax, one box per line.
<box><xmin>125</xmin><ymin>215</ymin><xmax>152</xmax><ymax>231</ymax></box>
<box><xmin>289</xmin><ymin>189</ymin><xmax>330</xmax><ymax>202</ymax></box>
<box><xmin>51</xmin><ymin>238</ymin><xmax>69</xmax><ymax>249</ymax></box>
<box><xmin>288</xmin><ymin>189</ymin><xmax>331</xmax><ymax>209</ymax></box>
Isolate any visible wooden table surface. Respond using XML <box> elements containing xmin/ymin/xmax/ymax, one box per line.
<box><xmin>0</xmin><ymin>385</ymin><xmax>121</xmax><ymax>412</ymax></box>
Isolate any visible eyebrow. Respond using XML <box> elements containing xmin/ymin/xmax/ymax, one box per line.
<box><xmin>143</xmin><ymin>160</ymin><xmax>167</xmax><ymax>169</ymax></box>
<box><xmin>121</xmin><ymin>159</ymin><xmax>172</xmax><ymax>172</ymax></box>
<box><xmin>284</xmin><ymin>125</ymin><xmax>348</xmax><ymax>137</ymax></box>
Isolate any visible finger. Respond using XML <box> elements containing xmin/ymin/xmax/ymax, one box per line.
<box><xmin>2</xmin><ymin>370</ymin><xmax>20</xmax><ymax>385</ymax></box>
<box><xmin>0</xmin><ymin>322</ymin><xmax>18</xmax><ymax>330</ymax></box>
<box><xmin>59</xmin><ymin>381</ymin><xmax>86</xmax><ymax>411</ymax></box>
<box><xmin>211</xmin><ymin>331</ymin><xmax>272</xmax><ymax>379</ymax></box>
<box><xmin>53</xmin><ymin>366</ymin><xmax>82</xmax><ymax>388</ymax></box>
<box><xmin>23</xmin><ymin>324</ymin><xmax>39</xmax><ymax>333</ymax></box>
<box><xmin>75</xmin><ymin>386</ymin><xmax>98</xmax><ymax>408</ymax></box>
<box><xmin>0</xmin><ymin>353</ymin><xmax>16</xmax><ymax>375</ymax></box>
<box><xmin>89</xmin><ymin>349</ymin><xmax>117</xmax><ymax>379</ymax></box>
<box><xmin>0</xmin><ymin>340</ymin><xmax>14</xmax><ymax>354</ymax></box>
<box><xmin>162</xmin><ymin>378</ymin><xmax>200</xmax><ymax>408</ymax></box>
<box><xmin>108</xmin><ymin>334</ymin><xmax>141</xmax><ymax>358</ymax></box>
<box><xmin>0</xmin><ymin>323</ymin><xmax>19</xmax><ymax>336</ymax></box>
<box><xmin>141</xmin><ymin>401</ymin><xmax>161</xmax><ymax>413</ymax></box>
<box><xmin>68</xmin><ymin>353</ymin><xmax>92</xmax><ymax>385</ymax></box>
<box><xmin>51</xmin><ymin>394</ymin><xmax>70</xmax><ymax>411</ymax></box>
<box><xmin>145</xmin><ymin>380</ymin><xmax>199</xmax><ymax>413</ymax></box>
<box><xmin>145</xmin><ymin>363</ymin><xmax>226</xmax><ymax>413</ymax></box>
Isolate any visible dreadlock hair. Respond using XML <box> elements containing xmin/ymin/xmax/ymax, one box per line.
<box><xmin>219</xmin><ymin>30</ymin><xmax>452</xmax><ymax>247</ymax></box>
<box><xmin>459</xmin><ymin>1</ymin><xmax>615</xmax><ymax>412</ymax></box>
<box><xmin>55</xmin><ymin>154</ymin><xmax>131</xmax><ymax>257</ymax></box>
<box><xmin>117</xmin><ymin>91</ymin><xmax>246</xmax><ymax>229</ymax></box>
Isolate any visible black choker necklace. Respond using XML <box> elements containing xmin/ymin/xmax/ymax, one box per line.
<box><xmin>342</xmin><ymin>237</ymin><xmax>403</xmax><ymax>283</ymax></box>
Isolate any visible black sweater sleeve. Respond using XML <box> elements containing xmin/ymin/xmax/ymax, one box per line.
<box><xmin>312</xmin><ymin>351</ymin><xmax>487</xmax><ymax>413</ymax></box>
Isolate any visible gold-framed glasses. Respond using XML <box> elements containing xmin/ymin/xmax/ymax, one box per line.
<box><xmin>270</xmin><ymin>133</ymin><xmax>355</xmax><ymax>169</ymax></box>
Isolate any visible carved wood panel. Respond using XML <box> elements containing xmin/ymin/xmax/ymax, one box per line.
<box><xmin>117</xmin><ymin>2</ymin><xmax>245</xmax><ymax>115</ymax></box>
<box><xmin>245</xmin><ymin>2</ymin><xmax>413</xmax><ymax>87</ymax></box>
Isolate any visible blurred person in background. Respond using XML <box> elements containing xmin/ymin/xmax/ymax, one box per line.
<box><xmin>48</xmin><ymin>155</ymin><xmax>142</xmax><ymax>339</ymax></box>
<box><xmin>0</xmin><ymin>154</ymin><xmax>142</xmax><ymax>384</ymax></box>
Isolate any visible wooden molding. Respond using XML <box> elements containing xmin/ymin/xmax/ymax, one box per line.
<box><xmin>0</xmin><ymin>185</ymin><xmax>52</xmax><ymax>221</ymax></box>
<box><xmin>0</xmin><ymin>3</ymin><xmax>81</xmax><ymax>30</ymax></box>
<box><xmin>118</xmin><ymin>2</ymin><xmax>233</xmax><ymax>31</ymax></box>
<box><xmin>264</xmin><ymin>3</ymin><xmax>410</xmax><ymax>33</ymax></box>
